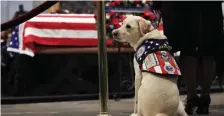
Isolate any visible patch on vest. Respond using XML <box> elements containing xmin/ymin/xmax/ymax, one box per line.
<box><xmin>140</xmin><ymin>51</ymin><xmax>181</xmax><ymax>76</ymax></box>
<box><xmin>160</xmin><ymin>51</ymin><xmax>169</xmax><ymax>62</ymax></box>
<box><xmin>136</xmin><ymin>45</ymin><xmax>146</xmax><ymax>59</ymax></box>
<box><xmin>143</xmin><ymin>53</ymin><xmax>159</xmax><ymax>69</ymax></box>
<box><xmin>135</xmin><ymin>39</ymin><xmax>181</xmax><ymax>76</ymax></box>
<box><xmin>164</xmin><ymin>65</ymin><xmax>175</xmax><ymax>74</ymax></box>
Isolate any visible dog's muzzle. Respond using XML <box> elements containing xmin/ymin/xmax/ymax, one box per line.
<box><xmin>112</xmin><ymin>30</ymin><xmax>119</xmax><ymax>39</ymax></box>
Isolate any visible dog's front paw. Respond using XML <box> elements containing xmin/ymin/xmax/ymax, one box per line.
<box><xmin>130</xmin><ymin>113</ymin><xmax>138</xmax><ymax>116</ymax></box>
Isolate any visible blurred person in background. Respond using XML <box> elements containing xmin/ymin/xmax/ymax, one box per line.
<box><xmin>1</xmin><ymin>30</ymin><xmax>9</xmax><ymax>45</ymax></box>
<box><xmin>60</xmin><ymin>1</ymin><xmax>94</xmax><ymax>14</ymax></box>
<box><xmin>153</xmin><ymin>1</ymin><xmax>223</xmax><ymax>115</ymax></box>
<box><xmin>13</xmin><ymin>4</ymin><xmax>27</xmax><ymax>18</ymax></box>
<box><xmin>1</xmin><ymin>30</ymin><xmax>11</xmax><ymax>96</ymax></box>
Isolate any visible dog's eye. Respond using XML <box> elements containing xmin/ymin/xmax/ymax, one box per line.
<box><xmin>126</xmin><ymin>24</ymin><xmax>131</xmax><ymax>29</ymax></box>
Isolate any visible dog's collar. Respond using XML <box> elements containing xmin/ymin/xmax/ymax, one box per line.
<box><xmin>135</xmin><ymin>39</ymin><xmax>172</xmax><ymax>63</ymax></box>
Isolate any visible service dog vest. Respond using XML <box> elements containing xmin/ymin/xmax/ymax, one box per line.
<box><xmin>134</xmin><ymin>39</ymin><xmax>181</xmax><ymax>76</ymax></box>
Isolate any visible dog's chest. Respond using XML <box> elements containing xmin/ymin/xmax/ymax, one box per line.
<box><xmin>135</xmin><ymin>39</ymin><xmax>181</xmax><ymax>76</ymax></box>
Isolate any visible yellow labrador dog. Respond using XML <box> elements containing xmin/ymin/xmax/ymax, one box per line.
<box><xmin>112</xmin><ymin>16</ymin><xmax>188</xmax><ymax>116</ymax></box>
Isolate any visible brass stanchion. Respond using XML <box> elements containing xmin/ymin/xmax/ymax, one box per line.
<box><xmin>96</xmin><ymin>1</ymin><xmax>111</xmax><ymax>116</ymax></box>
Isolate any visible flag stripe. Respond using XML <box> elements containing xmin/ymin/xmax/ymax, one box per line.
<box><xmin>148</xmin><ymin>53</ymin><xmax>157</xmax><ymax>73</ymax></box>
<box><xmin>36</xmin><ymin>15</ymin><xmax>95</xmax><ymax>18</ymax></box>
<box><xmin>24</xmin><ymin>27</ymin><xmax>98</xmax><ymax>39</ymax></box>
<box><xmin>24</xmin><ymin>35</ymin><xmax>113</xmax><ymax>46</ymax></box>
<box><xmin>28</xmin><ymin>17</ymin><xmax>96</xmax><ymax>23</ymax></box>
<box><xmin>25</xmin><ymin>22</ymin><xmax>96</xmax><ymax>30</ymax></box>
<box><xmin>7</xmin><ymin>14</ymin><xmax>164</xmax><ymax>57</ymax></box>
<box><xmin>154</xmin><ymin>66</ymin><xmax>162</xmax><ymax>73</ymax></box>
<box><xmin>142</xmin><ymin>60</ymin><xmax>147</xmax><ymax>70</ymax></box>
<box><xmin>149</xmin><ymin>67</ymin><xmax>155</xmax><ymax>73</ymax></box>
<box><xmin>37</xmin><ymin>14</ymin><xmax>95</xmax><ymax>17</ymax></box>
<box><xmin>156</xmin><ymin>51</ymin><xmax>166</xmax><ymax>73</ymax></box>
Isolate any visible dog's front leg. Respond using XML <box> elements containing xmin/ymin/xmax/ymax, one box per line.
<box><xmin>133</xmin><ymin>58</ymin><xmax>142</xmax><ymax>114</ymax></box>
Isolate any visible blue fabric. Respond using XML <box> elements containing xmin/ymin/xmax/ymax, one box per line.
<box><xmin>134</xmin><ymin>39</ymin><xmax>172</xmax><ymax>66</ymax></box>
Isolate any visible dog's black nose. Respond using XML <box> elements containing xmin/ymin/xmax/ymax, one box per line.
<box><xmin>112</xmin><ymin>31</ymin><xmax>118</xmax><ymax>37</ymax></box>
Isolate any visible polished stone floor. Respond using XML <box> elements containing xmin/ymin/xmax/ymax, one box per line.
<box><xmin>1</xmin><ymin>93</ymin><xmax>224</xmax><ymax>116</ymax></box>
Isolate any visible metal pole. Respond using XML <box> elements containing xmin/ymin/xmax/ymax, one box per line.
<box><xmin>96</xmin><ymin>1</ymin><xmax>110</xmax><ymax>116</ymax></box>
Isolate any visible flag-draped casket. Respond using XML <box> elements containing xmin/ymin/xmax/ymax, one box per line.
<box><xmin>7</xmin><ymin>14</ymin><xmax>163</xmax><ymax>57</ymax></box>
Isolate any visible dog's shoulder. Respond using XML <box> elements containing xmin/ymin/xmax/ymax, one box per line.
<box><xmin>134</xmin><ymin>30</ymin><xmax>167</xmax><ymax>49</ymax></box>
<box><xmin>141</xmin><ymin>29</ymin><xmax>167</xmax><ymax>41</ymax></box>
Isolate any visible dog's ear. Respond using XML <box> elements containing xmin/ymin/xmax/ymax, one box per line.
<box><xmin>138</xmin><ymin>18</ymin><xmax>154</xmax><ymax>35</ymax></box>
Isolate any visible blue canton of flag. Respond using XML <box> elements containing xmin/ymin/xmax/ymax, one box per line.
<box><xmin>7</xmin><ymin>25</ymin><xmax>20</xmax><ymax>53</ymax></box>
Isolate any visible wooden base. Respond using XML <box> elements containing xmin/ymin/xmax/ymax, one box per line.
<box><xmin>36</xmin><ymin>46</ymin><xmax>134</xmax><ymax>54</ymax></box>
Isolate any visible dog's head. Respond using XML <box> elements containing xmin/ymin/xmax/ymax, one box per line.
<box><xmin>112</xmin><ymin>16</ymin><xmax>154</xmax><ymax>46</ymax></box>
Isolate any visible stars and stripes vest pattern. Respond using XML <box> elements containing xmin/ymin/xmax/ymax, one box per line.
<box><xmin>134</xmin><ymin>39</ymin><xmax>181</xmax><ymax>76</ymax></box>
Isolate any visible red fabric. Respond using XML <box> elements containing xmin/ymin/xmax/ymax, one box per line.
<box><xmin>140</xmin><ymin>51</ymin><xmax>181</xmax><ymax>76</ymax></box>
<box><xmin>23</xmin><ymin>14</ymin><xmax>116</xmax><ymax>48</ymax></box>
<box><xmin>25</xmin><ymin>22</ymin><xmax>96</xmax><ymax>30</ymax></box>
<box><xmin>21</xmin><ymin>14</ymin><xmax>163</xmax><ymax>56</ymax></box>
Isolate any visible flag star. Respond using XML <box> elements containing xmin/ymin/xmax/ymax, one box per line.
<box><xmin>10</xmin><ymin>42</ymin><xmax>13</xmax><ymax>45</ymax></box>
<box><xmin>145</xmin><ymin>40</ymin><xmax>148</xmax><ymax>43</ymax></box>
<box><xmin>139</xmin><ymin>57</ymin><xmax>142</xmax><ymax>60</ymax></box>
<box><xmin>106</xmin><ymin>13</ymin><xmax>110</xmax><ymax>19</ymax></box>
<box><xmin>15</xmin><ymin>37</ymin><xmax>18</xmax><ymax>40</ymax></box>
<box><xmin>144</xmin><ymin>51</ymin><xmax>148</xmax><ymax>54</ymax></box>
<box><xmin>12</xmin><ymin>31</ymin><xmax>15</xmax><ymax>35</ymax></box>
<box><xmin>156</xmin><ymin>43</ymin><xmax>159</xmax><ymax>46</ymax></box>
<box><xmin>150</xmin><ymin>41</ymin><xmax>153</xmax><ymax>44</ymax></box>
<box><xmin>147</xmin><ymin>46</ymin><xmax>150</xmax><ymax>49</ymax></box>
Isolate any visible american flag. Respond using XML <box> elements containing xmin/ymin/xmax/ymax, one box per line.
<box><xmin>135</xmin><ymin>39</ymin><xmax>181</xmax><ymax>76</ymax></box>
<box><xmin>7</xmin><ymin>14</ymin><xmax>164</xmax><ymax>57</ymax></box>
<box><xmin>7</xmin><ymin>25</ymin><xmax>20</xmax><ymax>53</ymax></box>
<box><xmin>7</xmin><ymin>14</ymin><xmax>114</xmax><ymax>57</ymax></box>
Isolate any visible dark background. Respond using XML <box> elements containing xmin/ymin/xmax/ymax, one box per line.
<box><xmin>1</xmin><ymin>51</ymin><xmax>136</xmax><ymax>97</ymax></box>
